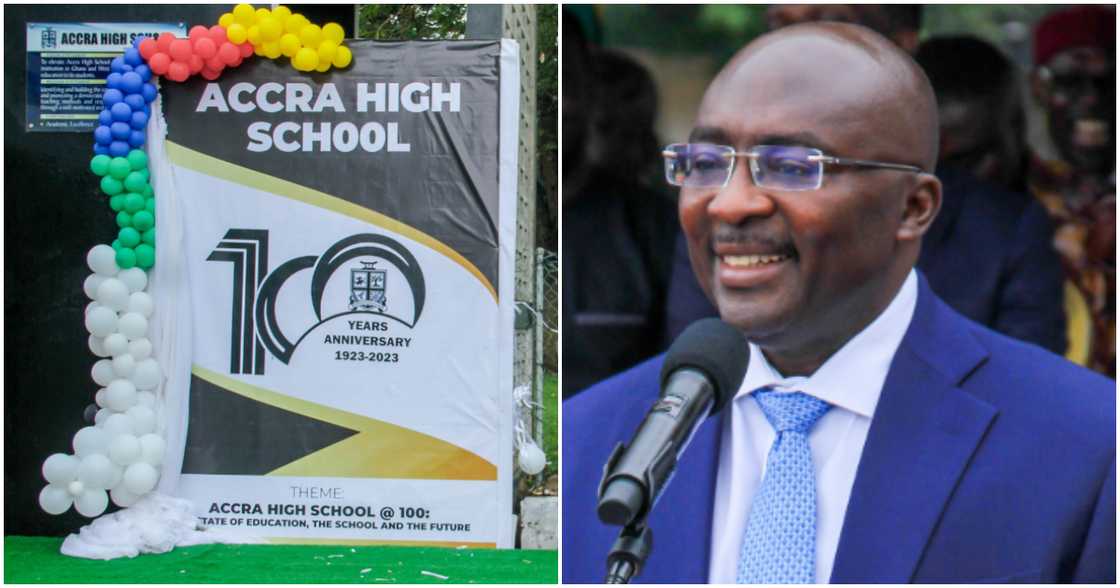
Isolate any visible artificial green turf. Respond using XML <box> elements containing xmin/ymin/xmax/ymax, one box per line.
<box><xmin>542</xmin><ymin>371</ymin><xmax>558</xmax><ymax>479</ymax></box>
<box><xmin>5</xmin><ymin>536</ymin><xmax>557</xmax><ymax>584</ymax></box>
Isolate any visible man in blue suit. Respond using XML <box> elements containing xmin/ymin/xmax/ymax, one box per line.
<box><xmin>563</xmin><ymin>23</ymin><xmax>1115</xmax><ymax>584</ymax></box>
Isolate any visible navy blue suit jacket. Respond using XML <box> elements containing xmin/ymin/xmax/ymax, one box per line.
<box><xmin>563</xmin><ymin>276</ymin><xmax>1115</xmax><ymax>583</ymax></box>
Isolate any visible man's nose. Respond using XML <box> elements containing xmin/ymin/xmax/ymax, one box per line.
<box><xmin>707</xmin><ymin>159</ymin><xmax>777</xmax><ymax>224</ymax></box>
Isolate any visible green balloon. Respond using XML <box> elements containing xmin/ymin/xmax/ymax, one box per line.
<box><xmin>127</xmin><ymin>149</ymin><xmax>148</xmax><ymax>171</ymax></box>
<box><xmin>109</xmin><ymin>194</ymin><xmax>125</xmax><ymax>212</ymax></box>
<box><xmin>90</xmin><ymin>155</ymin><xmax>111</xmax><ymax>177</ymax></box>
<box><xmin>135</xmin><ymin>244</ymin><xmax>155</xmax><ymax>269</ymax></box>
<box><xmin>145</xmin><ymin>198</ymin><xmax>155</xmax><ymax>213</ymax></box>
<box><xmin>132</xmin><ymin>210</ymin><xmax>154</xmax><ymax>231</ymax></box>
<box><xmin>116</xmin><ymin>247</ymin><xmax>137</xmax><ymax>269</ymax></box>
<box><xmin>124</xmin><ymin>192</ymin><xmax>145</xmax><ymax>213</ymax></box>
<box><xmin>119</xmin><ymin>226</ymin><xmax>141</xmax><ymax>248</ymax></box>
<box><xmin>116</xmin><ymin>211</ymin><xmax>133</xmax><ymax>229</ymax></box>
<box><xmin>139</xmin><ymin>168</ymin><xmax>150</xmax><ymax>182</ymax></box>
<box><xmin>124</xmin><ymin>172</ymin><xmax>147</xmax><ymax>194</ymax></box>
<box><xmin>111</xmin><ymin>239</ymin><xmax>123</xmax><ymax>252</ymax></box>
<box><xmin>143</xmin><ymin>184</ymin><xmax>154</xmax><ymax>198</ymax></box>
<box><xmin>108</xmin><ymin>157</ymin><xmax>131</xmax><ymax>180</ymax></box>
<box><xmin>142</xmin><ymin>228</ymin><xmax>156</xmax><ymax>245</ymax></box>
<box><xmin>100</xmin><ymin>176</ymin><xmax>124</xmax><ymax>196</ymax></box>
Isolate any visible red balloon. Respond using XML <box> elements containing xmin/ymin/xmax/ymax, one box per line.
<box><xmin>138</xmin><ymin>38</ymin><xmax>158</xmax><ymax>60</ymax></box>
<box><xmin>167</xmin><ymin>62</ymin><xmax>190</xmax><ymax>82</ymax></box>
<box><xmin>208</xmin><ymin>25</ymin><xmax>228</xmax><ymax>45</ymax></box>
<box><xmin>218</xmin><ymin>42</ymin><xmax>240</xmax><ymax>66</ymax></box>
<box><xmin>238</xmin><ymin>41</ymin><xmax>254</xmax><ymax>58</ymax></box>
<box><xmin>148</xmin><ymin>52</ymin><xmax>171</xmax><ymax>75</ymax></box>
<box><xmin>200</xmin><ymin>67</ymin><xmax>222</xmax><ymax>81</ymax></box>
<box><xmin>189</xmin><ymin>54</ymin><xmax>204</xmax><ymax>74</ymax></box>
<box><xmin>231</xmin><ymin>54</ymin><xmax>244</xmax><ymax>68</ymax></box>
<box><xmin>169</xmin><ymin>39</ymin><xmax>192</xmax><ymax>63</ymax></box>
<box><xmin>156</xmin><ymin>32</ymin><xmax>175</xmax><ymax>54</ymax></box>
<box><xmin>188</xmin><ymin>25</ymin><xmax>208</xmax><ymax>43</ymax></box>
<box><xmin>194</xmin><ymin>37</ymin><xmax>217</xmax><ymax>59</ymax></box>
<box><xmin>205</xmin><ymin>54</ymin><xmax>226</xmax><ymax>72</ymax></box>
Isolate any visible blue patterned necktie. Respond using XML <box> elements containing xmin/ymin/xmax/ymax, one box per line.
<box><xmin>737</xmin><ymin>388</ymin><xmax>832</xmax><ymax>584</ymax></box>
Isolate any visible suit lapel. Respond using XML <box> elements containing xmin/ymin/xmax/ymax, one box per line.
<box><xmin>639</xmin><ymin>414</ymin><xmax>723</xmax><ymax>583</ymax></box>
<box><xmin>830</xmin><ymin>276</ymin><xmax>997</xmax><ymax>583</ymax></box>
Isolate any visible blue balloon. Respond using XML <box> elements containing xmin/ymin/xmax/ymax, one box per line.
<box><xmin>141</xmin><ymin>83</ymin><xmax>158</xmax><ymax>104</ymax></box>
<box><xmin>106</xmin><ymin>72</ymin><xmax>123</xmax><ymax>90</ymax></box>
<box><xmin>130</xmin><ymin>110</ymin><xmax>149</xmax><ymax>130</ymax></box>
<box><xmin>110</xmin><ymin>56</ymin><xmax>128</xmax><ymax>74</ymax></box>
<box><xmin>109</xmin><ymin>141</ymin><xmax>130</xmax><ymax>157</ymax></box>
<box><xmin>132</xmin><ymin>35</ymin><xmax>147</xmax><ymax>49</ymax></box>
<box><xmin>110</xmin><ymin>102</ymin><xmax>132</xmax><ymax>122</ymax></box>
<box><xmin>94</xmin><ymin>125</ymin><xmax>113</xmax><ymax>145</ymax></box>
<box><xmin>143</xmin><ymin>104</ymin><xmax>151</xmax><ymax>117</ymax></box>
<box><xmin>120</xmin><ymin>72</ymin><xmax>143</xmax><ymax>94</ymax></box>
<box><xmin>110</xmin><ymin>121</ymin><xmax>131</xmax><ymax>140</ymax></box>
<box><xmin>124</xmin><ymin>47</ymin><xmax>143</xmax><ymax>67</ymax></box>
<box><xmin>124</xmin><ymin>94</ymin><xmax>146</xmax><ymax>112</ymax></box>
<box><xmin>103</xmin><ymin>89</ymin><xmax>124</xmax><ymax>107</ymax></box>
<box><xmin>93</xmin><ymin>143</ymin><xmax>110</xmax><ymax>155</ymax></box>
<box><xmin>133</xmin><ymin>64</ymin><xmax>152</xmax><ymax>83</ymax></box>
<box><xmin>128</xmin><ymin>130</ymin><xmax>146</xmax><ymax>148</ymax></box>
<box><xmin>98</xmin><ymin>109</ymin><xmax>113</xmax><ymax>126</ymax></box>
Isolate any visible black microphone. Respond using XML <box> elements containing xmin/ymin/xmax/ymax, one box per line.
<box><xmin>597</xmin><ymin>318</ymin><xmax>750</xmax><ymax>527</ymax></box>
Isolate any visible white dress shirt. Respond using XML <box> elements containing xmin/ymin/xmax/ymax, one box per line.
<box><xmin>708</xmin><ymin>270</ymin><xmax>918</xmax><ymax>584</ymax></box>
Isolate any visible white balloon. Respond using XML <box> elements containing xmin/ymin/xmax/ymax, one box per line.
<box><xmin>102</xmin><ymin>413</ymin><xmax>134</xmax><ymax>437</ymax></box>
<box><xmin>117</xmin><ymin>267</ymin><xmax>148</xmax><ymax>293</ymax></box>
<box><xmin>126</xmin><ymin>405</ymin><xmax>156</xmax><ymax>436</ymax></box>
<box><xmin>117</xmin><ymin>312</ymin><xmax>148</xmax><ymax>340</ymax></box>
<box><xmin>103</xmin><ymin>333</ymin><xmax>129</xmax><ymax>357</ymax></box>
<box><xmin>87</xmin><ymin>244</ymin><xmax>119</xmax><ymax>276</ymax></box>
<box><xmin>68</xmin><ymin>480</ymin><xmax>85</xmax><ymax>496</ymax></box>
<box><xmin>139</xmin><ymin>434</ymin><xmax>165</xmax><ymax>466</ymax></box>
<box><xmin>77</xmin><ymin>454</ymin><xmax>115</xmax><ymax>489</ymax></box>
<box><xmin>105</xmin><ymin>379</ymin><xmax>137</xmax><ymax>412</ymax></box>
<box><xmin>91</xmin><ymin>359</ymin><xmax>115</xmax><ymax>387</ymax></box>
<box><xmin>111</xmin><ymin>353</ymin><xmax>136</xmax><ymax>378</ymax></box>
<box><xmin>123</xmin><ymin>462</ymin><xmax>159</xmax><ymax>495</ymax></box>
<box><xmin>107</xmin><ymin>462</ymin><xmax>123</xmax><ymax>490</ymax></box>
<box><xmin>42</xmin><ymin>453</ymin><xmax>80</xmax><ymax>485</ymax></box>
<box><xmin>95</xmin><ymin>278</ymin><xmax>130</xmax><ymax>312</ymax></box>
<box><xmin>85</xmin><ymin>300</ymin><xmax>100</xmax><ymax>316</ymax></box>
<box><xmin>132</xmin><ymin>359</ymin><xmax>162</xmax><ymax>390</ymax></box>
<box><xmin>39</xmin><ymin>485</ymin><xmax>73</xmax><ymax>515</ymax></box>
<box><xmin>518</xmin><ymin>444</ymin><xmax>546</xmax><ymax>475</ymax></box>
<box><xmin>83</xmin><ymin>274</ymin><xmax>106</xmax><ymax>300</ymax></box>
<box><xmin>94</xmin><ymin>408</ymin><xmax>111</xmax><ymax>426</ymax></box>
<box><xmin>128</xmin><ymin>338</ymin><xmax>152</xmax><ymax>360</ymax></box>
<box><xmin>72</xmin><ymin>426</ymin><xmax>109</xmax><ymax>458</ymax></box>
<box><xmin>75</xmin><ymin>488</ymin><xmax>109</xmax><ymax>517</ymax></box>
<box><xmin>108</xmin><ymin>434</ymin><xmax>142</xmax><ymax>466</ymax></box>
<box><xmin>110</xmin><ymin>486</ymin><xmax>142</xmax><ymax>508</ymax></box>
<box><xmin>94</xmin><ymin>388</ymin><xmax>107</xmax><ymax>408</ymax></box>
<box><xmin>127</xmin><ymin>291</ymin><xmax>154</xmax><ymax>318</ymax></box>
<box><xmin>88</xmin><ymin>335</ymin><xmax>109</xmax><ymax>358</ymax></box>
<box><xmin>137</xmin><ymin>391</ymin><xmax>156</xmax><ymax>409</ymax></box>
<box><xmin>85</xmin><ymin>307</ymin><xmax>118</xmax><ymax>338</ymax></box>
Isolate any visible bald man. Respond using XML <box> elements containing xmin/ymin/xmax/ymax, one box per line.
<box><xmin>562</xmin><ymin>24</ymin><xmax>1114</xmax><ymax>584</ymax></box>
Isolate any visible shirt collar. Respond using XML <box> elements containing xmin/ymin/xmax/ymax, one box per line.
<box><xmin>734</xmin><ymin>269</ymin><xmax>919</xmax><ymax>419</ymax></box>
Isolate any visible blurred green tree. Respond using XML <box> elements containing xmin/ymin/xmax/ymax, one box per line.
<box><xmin>358</xmin><ymin>4</ymin><xmax>466</xmax><ymax>40</ymax></box>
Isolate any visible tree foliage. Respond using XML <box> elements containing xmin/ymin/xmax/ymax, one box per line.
<box><xmin>358</xmin><ymin>4</ymin><xmax>466</xmax><ymax>40</ymax></box>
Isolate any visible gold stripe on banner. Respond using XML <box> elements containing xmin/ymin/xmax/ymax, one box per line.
<box><xmin>265</xmin><ymin>537</ymin><xmax>497</xmax><ymax>548</ymax></box>
<box><xmin>193</xmin><ymin>365</ymin><xmax>498</xmax><ymax>481</ymax></box>
<box><xmin>165</xmin><ymin>140</ymin><xmax>497</xmax><ymax>302</ymax></box>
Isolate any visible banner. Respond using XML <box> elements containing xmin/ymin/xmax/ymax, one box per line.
<box><xmin>151</xmin><ymin>40</ymin><xmax>518</xmax><ymax>547</ymax></box>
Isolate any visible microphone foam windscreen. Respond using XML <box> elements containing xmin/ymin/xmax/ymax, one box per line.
<box><xmin>659</xmin><ymin>318</ymin><xmax>749</xmax><ymax>414</ymax></box>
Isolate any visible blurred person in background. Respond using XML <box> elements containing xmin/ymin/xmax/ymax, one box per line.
<box><xmin>1028</xmin><ymin>5</ymin><xmax>1115</xmax><ymax>376</ymax></box>
<box><xmin>664</xmin><ymin>4</ymin><xmax>1068</xmax><ymax>356</ymax></box>
<box><xmin>562</xmin><ymin>9</ymin><xmax>678</xmax><ymax>397</ymax></box>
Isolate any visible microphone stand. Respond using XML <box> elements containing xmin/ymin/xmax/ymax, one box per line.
<box><xmin>605</xmin><ymin>523</ymin><xmax>652</xmax><ymax>584</ymax></box>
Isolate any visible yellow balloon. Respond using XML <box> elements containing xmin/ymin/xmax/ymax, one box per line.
<box><xmin>255</xmin><ymin>8</ymin><xmax>271</xmax><ymax>21</ymax></box>
<box><xmin>284</xmin><ymin>13</ymin><xmax>307</xmax><ymax>35</ymax></box>
<box><xmin>263</xmin><ymin>41</ymin><xmax>283</xmax><ymax>60</ymax></box>
<box><xmin>232</xmin><ymin>3</ymin><xmax>256</xmax><ymax>26</ymax></box>
<box><xmin>294</xmin><ymin>47</ymin><xmax>318</xmax><ymax>72</ymax></box>
<box><xmin>317</xmin><ymin>40</ymin><xmax>337</xmax><ymax>64</ymax></box>
<box><xmin>279</xmin><ymin>33</ymin><xmax>301</xmax><ymax>57</ymax></box>
<box><xmin>259</xmin><ymin>16</ymin><xmax>282</xmax><ymax>41</ymax></box>
<box><xmin>331</xmin><ymin>45</ymin><xmax>352</xmax><ymax>69</ymax></box>
<box><xmin>272</xmin><ymin>5</ymin><xmax>292</xmax><ymax>21</ymax></box>
<box><xmin>322</xmin><ymin>22</ymin><xmax>345</xmax><ymax>44</ymax></box>
<box><xmin>315</xmin><ymin>59</ymin><xmax>331</xmax><ymax>73</ymax></box>
<box><xmin>227</xmin><ymin>23</ymin><xmax>248</xmax><ymax>44</ymax></box>
<box><xmin>247</xmin><ymin>25</ymin><xmax>262</xmax><ymax>45</ymax></box>
<box><xmin>299</xmin><ymin>24</ymin><xmax>322</xmax><ymax>48</ymax></box>
<box><xmin>254</xmin><ymin>43</ymin><xmax>266</xmax><ymax>56</ymax></box>
<box><xmin>218</xmin><ymin>13</ymin><xmax>235</xmax><ymax>28</ymax></box>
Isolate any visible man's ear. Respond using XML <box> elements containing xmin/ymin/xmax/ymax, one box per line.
<box><xmin>898</xmin><ymin>173</ymin><xmax>941</xmax><ymax>241</ymax></box>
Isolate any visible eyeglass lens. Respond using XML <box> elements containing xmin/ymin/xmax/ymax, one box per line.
<box><xmin>664</xmin><ymin>144</ymin><xmax>825</xmax><ymax>190</ymax></box>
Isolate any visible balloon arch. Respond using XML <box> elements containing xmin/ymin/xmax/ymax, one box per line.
<box><xmin>38</xmin><ymin>4</ymin><xmax>352</xmax><ymax>519</ymax></box>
